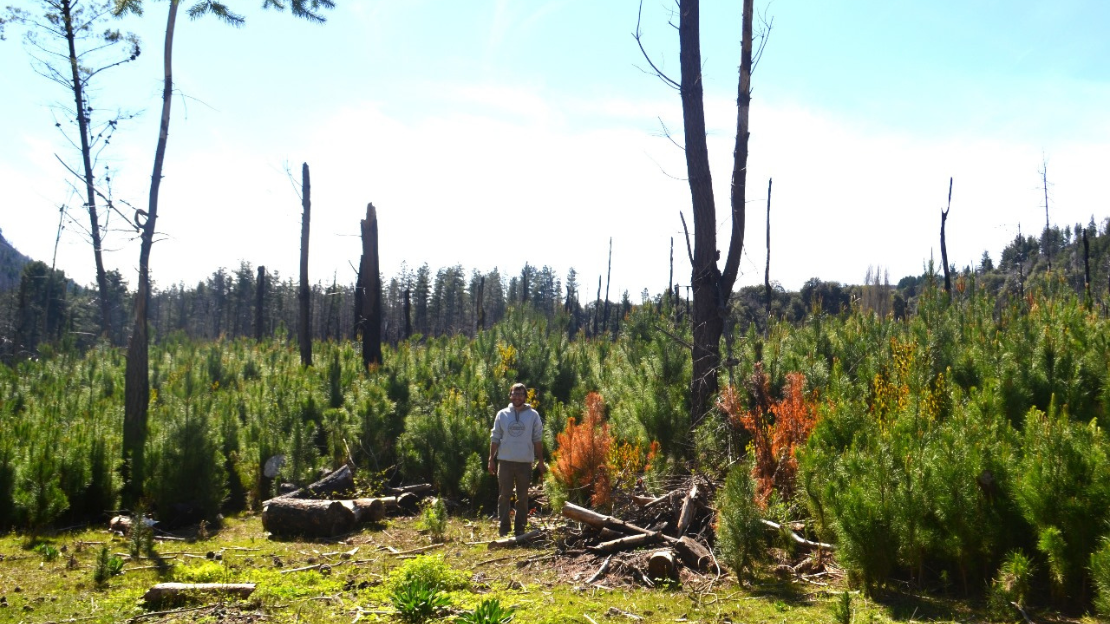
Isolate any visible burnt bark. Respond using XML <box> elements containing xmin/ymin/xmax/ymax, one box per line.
<box><xmin>682</xmin><ymin>0</ymin><xmax>753</xmax><ymax>426</ymax></box>
<box><xmin>764</xmin><ymin>178</ymin><xmax>772</xmax><ymax>315</ymax></box>
<box><xmin>254</xmin><ymin>265</ymin><xmax>266</xmax><ymax>340</ymax></box>
<box><xmin>941</xmin><ymin>177</ymin><xmax>952</xmax><ymax>296</ymax></box>
<box><xmin>359</xmin><ymin>203</ymin><xmax>382</xmax><ymax>367</ymax></box>
<box><xmin>298</xmin><ymin>162</ymin><xmax>312</xmax><ymax>367</ymax></box>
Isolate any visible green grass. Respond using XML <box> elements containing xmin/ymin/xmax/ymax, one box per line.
<box><xmin>0</xmin><ymin>513</ymin><xmax>1070</xmax><ymax>624</ymax></box>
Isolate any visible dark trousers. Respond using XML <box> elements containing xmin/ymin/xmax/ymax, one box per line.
<box><xmin>497</xmin><ymin>460</ymin><xmax>531</xmax><ymax>536</ymax></box>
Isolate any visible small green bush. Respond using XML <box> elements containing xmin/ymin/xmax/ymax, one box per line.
<box><xmin>92</xmin><ymin>545</ymin><xmax>123</xmax><ymax>587</ymax></box>
<box><xmin>830</xmin><ymin>591</ymin><xmax>853</xmax><ymax>624</ymax></box>
<box><xmin>458</xmin><ymin>597</ymin><xmax>515</xmax><ymax>624</ymax></box>
<box><xmin>387</xmin><ymin>554</ymin><xmax>468</xmax><ymax>593</ymax></box>
<box><xmin>715</xmin><ymin>459</ymin><xmax>764</xmax><ymax>581</ymax></box>
<box><xmin>418</xmin><ymin>497</ymin><xmax>448</xmax><ymax>542</ymax></box>
<box><xmin>987</xmin><ymin>550</ymin><xmax>1033</xmax><ymax>621</ymax></box>
<box><xmin>1091</xmin><ymin>535</ymin><xmax>1110</xmax><ymax>617</ymax></box>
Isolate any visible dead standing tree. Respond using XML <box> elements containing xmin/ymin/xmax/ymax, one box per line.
<box><xmin>358</xmin><ymin>202</ymin><xmax>382</xmax><ymax>368</ymax></box>
<box><xmin>638</xmin><ymin>0</ymin><xmax>766</xmax><ymax>427</ymax></box>
<box><xmin>114</xmin><ymin>0</ymin><xmax>335</xmax><ymax>505</ymax></box>
<box><xmin>298</xmin><ymin>162</ymin><xmax>312</xmax><ymax>367</ymax></box>
<box><xmin>941</xmin><ymin>177</ymin><xmax>952</xmax><ymax>296</ymax></box>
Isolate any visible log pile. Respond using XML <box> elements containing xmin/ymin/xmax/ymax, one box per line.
<box><xmin>261</xmin><ymin>465</ymin><xmax>433</xmax><ymax>538</ymax></box>
<box><xmin>557</xmin><ymin>476</ymin><xmax>719</xmax><ymax>585</ymax></box>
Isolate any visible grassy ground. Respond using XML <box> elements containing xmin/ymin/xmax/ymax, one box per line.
<box><xmin>0</xmin><ymin>513</ymin><xmax>1087</xmax><ymax>624</ymax></box>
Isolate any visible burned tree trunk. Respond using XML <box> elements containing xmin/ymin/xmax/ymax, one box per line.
<box><xmin>123</xmin><ymin>0</ymin><xmax>180</xmax><ymax>506</ymax></box>
<box><xmin>1084</xmin><ymin>229</ymin><xmax>1092</xmax><ymax>310</ymax></box>
<box><xmin>476</xmin><ymin>276</ymin><xmax>485</xmax><ymax>332</ymax></box>
<box><xmin>403</xmin><ymin>289</ymin><xmax>412</xmax><ymax>340</ymax></box>
<box><xmin>764</xmin><ymin>178</ymin><xmax>773</xmax><ymax>316</ymax></box>
<box><xmin>680</xmin><ymin>0</ymin><xmax>754</xmax><ymax>427</ymax></box>
<box><xmin>254</xmin><ymin>265</ymin><xmax>266</xmax><ymax>340</ymax></box>
<box><xmin>941</xmin><ymin>177</ymin><xmax>952</xmax><ymax>296</ymax></box>
<box><xmin>603</xmin><ymin>238</ymin><xmax>612</xmax><ymax>330</ymax></box>
<box><xmin>359</xmin><ymin>203</ymin><xmax>382</xmax><ymax>367</ymax></box>
<box><xmin>298</xmin><ymin>162</ymin><xmax>312</xmax><ymax>367</ymax></box>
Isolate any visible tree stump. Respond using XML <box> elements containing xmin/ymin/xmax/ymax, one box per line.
<box><xmin>647</xmin><ymin>549</ymin><xmax>678</xmax><ymax>580</ymax></box>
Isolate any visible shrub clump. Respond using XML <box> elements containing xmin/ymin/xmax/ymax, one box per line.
<box><xmin>715</xmin><ymin>459</ymin><xmax>765</xmax><ymax>581</ymax></box>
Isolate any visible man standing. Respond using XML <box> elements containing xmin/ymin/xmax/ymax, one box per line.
<box><xmin>488</xmin><ymin>383</ymin><xmax>545</xmax><ymax>537</ymax></box>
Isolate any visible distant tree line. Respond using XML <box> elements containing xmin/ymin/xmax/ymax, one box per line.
<box><xmin>3</xmin><ymin>217</ymin><xmax>1110</xmax><ymax>362</ymax></box>
<box><xmin>0</xmin><ymin>256</ymin><xmax>634</xmax><ymax>361</ymax></box>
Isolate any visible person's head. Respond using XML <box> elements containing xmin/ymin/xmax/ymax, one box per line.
<box><xmin>509</xmin><ymin>383</ymin><xmax>527</xmax><ymax>407</ymax></box>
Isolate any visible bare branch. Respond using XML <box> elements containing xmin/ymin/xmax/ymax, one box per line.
<box><xmin>53</xmin><ymin>153</ymin><xmax>137</xmax><ymax>232</ymax></box>
<box><xmin>679</xmin><ymin>211</ymin><xmax>695</xmax><ymax>266</ymax></box>
<box><xmin>633</xmin><ymin>0</ymin><xmax>681</xmax><ymax>90</ymax></box>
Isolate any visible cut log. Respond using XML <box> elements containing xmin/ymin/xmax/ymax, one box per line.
<box><xmin>588</xmin><ymin>531</ymin><xmax>664</xmax><ymax>554</ymax></box>
<box><xmin>278</xmin><ymin>464</ymin><xmax>354</xmax><ymax>500</ymax></box>
<box><xmin>385</xmin><ymin>483</ymin><xmax>433</xmax><ymax>496</ymax></box>
<box><xmin>142</xmin><ymin>582</ymin><xmax>256</xmax><ymax>606</ymax></box>
<box><xmin>488</xmin><ymin>529</ymin><xmax>543</xmax><ymax>550</ymax></box>
<box><xmin>262</xmin><ymin>497</ymin><xmax>382</xmax><ymax>537</ymax></box>
<box><xmin>675</xmin><ymin>483</ymin><xmax>699</xmax><ymax>535</ymax></box>
<box><xmin>673</xmin><ymin>535</ymin><xmax>713</xmax><ymax>572</ymax></box>
<box><xmin>647</xmin><ymin>549</ymin><xmax>678</xmax><ymax>580</ymax></box>
<box><xmin>561</xmin><ymin>502</ymin><xmax>653</xmax><ymax>535</ymax></box>
<box><xmin>350</xmin><ymin>498</ymin><xmax>386</xmax><ymax>523</ymax></box>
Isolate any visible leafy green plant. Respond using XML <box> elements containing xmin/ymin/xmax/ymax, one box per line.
<box><xmin>458</xmin><ymin>597</ymin><xmax>515</xmax><ymax>624</ymax></box>
<box><xmin>34</xmin><ymin>542</ymin><xmax>59</xmax><ymax>562</ymax></box>
<box><xmin>390</xmin><ymin>578</ymin><xmax>450</xmax><ymax>624</ymax></box>
<box><xmin>418</xmin><ymin>497</ymin><xmax>448</xmax><ymax>542</ymax></box>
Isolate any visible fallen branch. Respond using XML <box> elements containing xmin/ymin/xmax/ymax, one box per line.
<box><xmin>631</xmin><ymin>493</ymin><xmax>672</xmax><ymax>508</ymax></box>
<box><xmin>389</xmin><ymin>543</ymin><xmax>444</xmax><ymax>556</ymax></box>
<box><xmin>585</xmin><ymin>555</ymin><xmax>612</xmax><ymax>584</ymax></box>
<box><xmin>561</xmin><ymin>503</ymin><xmax>654</xmax><ymax>536</ymax></box>
<box><xmin>760</xmin><ymin>519</ymin><xmax>836</xmax><ymax>551</ymax></box>
<box><xmin>278</xmin><ymin>465</ymin><xmax>354</xmax><ymax>499</ymax></box>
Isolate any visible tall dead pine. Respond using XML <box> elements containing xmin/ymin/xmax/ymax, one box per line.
<box><xmin>298</xmin><ymin>162</ymin><xmax>312</xmax><ymax>367</ymax></box>
<box><xmin>941</xmin><ymin>177</ymin><xmax>952</xmax><ymax>296</ymax></box>
<box><xmin>360</xmin><ymin>203</ymin><xmax>383</xmax><ymax>368</ymax></box>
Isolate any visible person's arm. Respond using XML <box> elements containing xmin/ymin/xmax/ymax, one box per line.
<box><xmin>534</xmin><ymin>440</ymin><xmax>545</xmax><ymax>474</ymax></box>
<box><xmin>488</xmin><ymin>441</ymin><xmax>499</xmax><ymax>475</ymax></box>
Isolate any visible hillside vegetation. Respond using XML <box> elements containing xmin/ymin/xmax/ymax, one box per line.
<box><xmin>4</xmin><ymin>221</ymin><xmax>1110</xmax><ymax>620</ymax></box>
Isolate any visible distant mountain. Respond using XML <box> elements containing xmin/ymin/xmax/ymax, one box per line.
<box><xmin>0</xmin><ymin>229</ymin><xmax>33</xmax><ymax>291</ymax></box>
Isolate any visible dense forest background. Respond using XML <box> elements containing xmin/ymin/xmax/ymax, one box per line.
<box><xmin>3</xmin><ymin>217</ymin><xmax>1109</xmax><ymax>359</ymax></box>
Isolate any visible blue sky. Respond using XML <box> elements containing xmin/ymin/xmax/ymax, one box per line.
<box><xmin>2</xmin><ymin>0</ymin><xmax>1108</xmax><ymax>299</ymax></box>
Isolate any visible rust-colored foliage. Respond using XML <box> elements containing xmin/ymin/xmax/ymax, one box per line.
<box><xmin>720</xmin><ymin>365</ymin><xmax>819</xmax><ymax>506</ymax></box>
<box><xmin>551</xmin><ymin>392</ymin><xmax>613</xmax><ymax>507</ymax></box>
